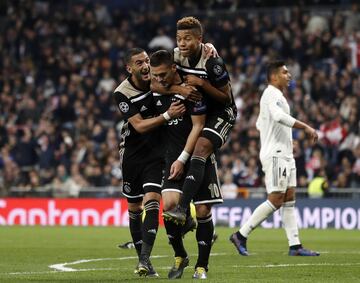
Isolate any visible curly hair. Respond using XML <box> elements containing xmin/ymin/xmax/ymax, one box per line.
<box><xmin>176</xmin><ymin>16</ymin><xmax>203</xmax><ymax>36</ymax></box>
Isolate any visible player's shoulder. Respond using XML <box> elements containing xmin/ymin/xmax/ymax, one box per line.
<box><xmin>262</xmin><ymin>85</ymin><xmax>282</xmax><ymax>100</ymax></box>
<box><xmin>174</xmin><ymin>47</ymin><xmax>181</xmax><ymax>61</ymax></box>
<box><xmin>174</xmin><ymin>46</ymin><xmax>211</xmax><ymax>69</ymax></box>
<box><xmin>205</xmin><ymin>56</ymin><xmax>227</xmax><ymax>77</ymax></box>
<box><xmin>113</xmin><ymin>78</ymin><xmax>142</xmax><ymax>99</ymax></box>
<box><xmin>205</xmin><ymin>56</ymin><xmax>225</xmax><ymax>67</ymax></box>
<box><xmin>174</xmin><ymin>47</ymin><xmax>187</xmax><ymax>66</ymax></box>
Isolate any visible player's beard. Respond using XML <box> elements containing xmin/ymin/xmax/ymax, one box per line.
<box><xmin>134</xmin><ymin>69</ymin><xmax>151</xmax><ymax>89</ymax></box>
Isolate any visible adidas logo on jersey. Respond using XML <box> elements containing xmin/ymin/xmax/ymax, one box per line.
<box><xmin>156</xmin><ymin>100</ymin><xmax>162</xmax><ymax>106</ymax></box>
<box><xmin>186</xmin><ymin>175</ymin><xmax>196</xmax><ymax>181</ymax></box>
<box><xmin>140</xmin><ymin>105</ymin><xmax>148</xmax><ymax>111</ymax></box>
<box><xmin>147</xmin><ymin>229</ymin><xmax>157</xmax><ymax>234</ymax></box>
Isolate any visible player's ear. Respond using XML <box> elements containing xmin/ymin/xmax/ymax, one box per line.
<box><xmin>171</xmin><ymin>63</ymin><xmax>177</xmax><ymax>73</ymax></box>
<box><xmin>126</xmin><ymin>64</ymin><xmax>132</xmax><ymax>74</ymax></box>
<box><xmin>270</xmin><ymin>71</ymin><xmax>278</xmax><ymax>82</ymax></box>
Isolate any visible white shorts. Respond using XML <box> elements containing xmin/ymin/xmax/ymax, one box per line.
<box><xmin>262</xmin><ymin>157</ymin><xmax>297</xmax><ymax>194</ymax></box>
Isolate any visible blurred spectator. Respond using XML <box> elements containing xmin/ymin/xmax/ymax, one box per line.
<box><xmin>0</xmin><ymin>1</ymin><xmax>359</xmax><ymax>197</ymax></box>
<box><xmin>308</xmin><ymin>169</ymin><xmax>329</xmax><ymax>198</ymax></box>
<box><xmin>221</xmin><ymin>170</ymin><xmax>238</xmax><ymax>199</ymax></box>
<box><xmin>148</xmin><ymin>28</ymin><xmax>175</xmax><ymax>51</ymax></box>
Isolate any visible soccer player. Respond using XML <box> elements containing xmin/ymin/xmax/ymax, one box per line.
<box><xmin>113</xmin><ymin>47</ymin><xmax>185</xmax><ymax>277</ymax></box>
<box><xmin>229</xmin><ymin>60</ymin><xmax>320</xmax><ymax>257</ymax></box>
<box><xmin>150</xmin><ymin>50</ymin><xmax>223</xmax><ymax>279</ymax></box>
<box><xmin>150</xmin><ymin>49</ymin><xmax>204</xmax><ymax>279</ymax></box>
<box><xmin>163</xmin><ymin>14</ymin><xmax>236</xmax><ymax>250</ymax></box>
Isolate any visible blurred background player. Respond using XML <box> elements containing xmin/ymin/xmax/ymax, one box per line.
<box><xmin>113</xmin><ymin>48</ymin><xmax>185</xmax><ymax>277</ymax></box>
<box><xmin>229</xmin><ymin>61</ymin><xmax>320</xmax><ymax>257</ymax></box>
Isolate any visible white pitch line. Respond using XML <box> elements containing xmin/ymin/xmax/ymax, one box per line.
<box><xmin>48</xmin><ymin>252</ymin><xmax>227</xmax><ymax>272</ymax></box>
<box><xmin>7</xmin><ymin>268</ymin><xmax>116</xmax><ymax>276</ymax></box>
<box><xmin>4</xmin><ymin>252</ymin><xmax>360</xmax><ymax>276</ymax></box>
<box><xmin>49</xmin><ymin>255</ymin><xmax>166</xmax><ymax>272</ymax></box>
<box><xmin>3</xmin><ymin>253</ymin><xmax>228</xmax><ymax>276</ymax></box>
<box><xmin>232</xmin><ymin>262</ymin><xmax>360</xmax><ymax>268</ymax></box>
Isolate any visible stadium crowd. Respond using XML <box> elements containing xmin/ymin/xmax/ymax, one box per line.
<box><xmin>0</xmin><ymin>0</ymin><xmax>359</xmax><ymax>197</ymax></box>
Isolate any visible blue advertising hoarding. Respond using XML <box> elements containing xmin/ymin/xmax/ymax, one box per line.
<box><xmin>212</xmin><ymin>199</ymin><xmax>360</xmax><ymax>230</ymax></box>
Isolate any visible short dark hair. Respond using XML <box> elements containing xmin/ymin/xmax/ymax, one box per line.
<box><xmin>266</xmin><ymin>60</ymin><xmax>286</xmax><ymax>82</ymax></box>
<box><xmin>123</xmin><ymin>48</ymin><xmax>145</xmax><ymax>65</ymax></box>
<box><xmin>150</xmin><ymin>50</ymin><xmax>173</xmax><ymax>67</ymax></box>
<box><xmin>177</xmin><ymin>16</ymin><xmax>203</xmax><ymax>36</ymax></box>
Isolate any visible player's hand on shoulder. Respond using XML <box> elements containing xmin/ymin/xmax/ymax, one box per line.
<box><xmin>203</xmin><ymin>43</ymin><xmax>219</xmax><ymax>59</ymax></box>
<box><xmin>177</xmin><ymin>84</ymin><xmax>202</xmax><ymax>102</ymax></box>
<box><xmin>167</xmin><ymin>101</ymin><xmax>186</xmax><ymax>118</ymax></box>
<box><xmin>168</xmin><ymin>160</ymin><xmax>184</xmax><ymax>180</ymax></box>
<box><xmin>304</xmin><ymin>126</ymin><xmax>318</xmax><ymax>144</ymax></box>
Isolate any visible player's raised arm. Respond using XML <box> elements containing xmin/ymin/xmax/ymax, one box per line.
<box><xmin>202</xmin><ymin>42</ymin><xmax>219</xmax><ymax>59</ymax></box>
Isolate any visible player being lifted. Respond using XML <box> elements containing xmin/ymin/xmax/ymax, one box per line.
<box><xmin>162</xmin><ymin>16</ymin><xmax>237</xmax><ymax>279</ymax></box>
<box><xmin>113</xmin><ymin>48</ymin><xmax>185</xmax><ymax>277</ymax></box>
<box><xmin>229</xmin><ymin>61</ymin><xmax>320</xmax><ymax>257</ymax></box>
<box><xmin>150</xmin><ymin>50</ymin><xmax>224</xmax><ymax>279</ymax></box>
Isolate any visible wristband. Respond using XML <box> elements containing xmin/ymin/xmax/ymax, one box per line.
<box><xmin>162</xmin><ymin>111</ymin><xmax>171</xmax><ymax>121</ymax></box>
<box><xmin>177</xmin><ymin>150</ymin><xmax>190</xmax><ymax>164</ymax></box>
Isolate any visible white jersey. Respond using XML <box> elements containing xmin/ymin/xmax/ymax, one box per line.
<box><xmin>256</xmin><ymin>85</ymin><xmax>296</xmax><ymax>162</ymax></box>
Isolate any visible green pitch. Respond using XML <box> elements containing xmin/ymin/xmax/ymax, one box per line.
<box><xmin>0</xmin><ymin>227</ymin><xmax>359</xmax><ymax>282</ymax></box>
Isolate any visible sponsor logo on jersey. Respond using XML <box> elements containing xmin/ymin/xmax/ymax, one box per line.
<box><xmin>140</xmin><ymin>105</ymin><xmax>148</xmax><ymax>111</ymax></box>
<box><xmin>156</xmin><ymin>100</ymin><xmax>162</xmax><ymax>106</ymax></box>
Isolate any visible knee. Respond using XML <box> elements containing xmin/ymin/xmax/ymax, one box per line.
<box><xmin>143</xmin><ymin>192</ymin><xmax>161</xmax><ymax>203</ymax></box>
<box><xmin>163</xmin><ymin>201</ymin><xmax>177</xmax><ymax>212</ymax></box>
<box><xmin>195</xmin><ymin>204</ymin><xmax>211</xmax><ymax>218</ymax></box>
<box><xmin>193</xmin><ymin>138</ymin><xmax>213</xmax><ymax>158</ymax></box>
<box><xmin>267</xmin><ymin>195</ymin><xmax>284</xmax><ymax>210</ymax></box>
<box><xmin>128</xmin><ymin>201</ymin><xmax>143</xmax><ymax>212</ymax></box>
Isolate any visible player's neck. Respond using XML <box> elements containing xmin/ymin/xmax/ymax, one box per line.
<box><xmin>130</xmin><ymin>76</ymin><xmax>150</xmax><ymax>91</ymax></box>
<box><xmin>173</xmin><ymin>71</ymin><xmax>182</xmax><ymax>85</ymax></box>
<box><xmin>269</xmin><ymin>83</ymin><xmax>284</xmax><ymax>93</ymax></box>
<box><xmin>188</xmin><ymin>45</ymin><xmax>202</xmax><ymax>67</ymax></box>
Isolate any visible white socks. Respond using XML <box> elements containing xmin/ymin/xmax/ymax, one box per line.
<box><xmin>240</xmin><ymin>200</ymin><xmax>276</xmax><ymax>238</ymax></box>
<box><xmin>281</xmin><ymin>200</ymin><xmax>301</xmax><ymax>246</ymax></box>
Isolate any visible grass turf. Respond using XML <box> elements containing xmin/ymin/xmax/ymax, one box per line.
<box><xmin>0</xmin><ymin>226</ymin><xmax>359</xmax><ymax>282</ymax></box>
